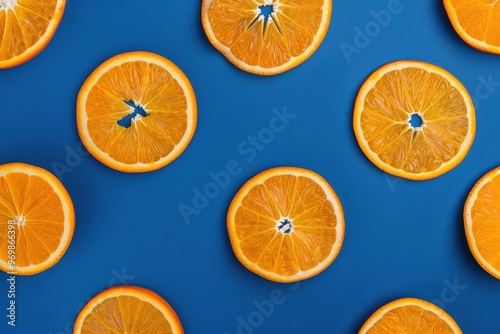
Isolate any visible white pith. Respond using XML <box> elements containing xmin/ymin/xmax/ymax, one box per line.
<box><xmin>0</xmin><ymin>0</ymin><xmax>17</xmax><ymax>10</ymax></box>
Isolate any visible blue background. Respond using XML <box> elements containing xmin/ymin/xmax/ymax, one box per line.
<box><xmin>1</xmin><ymin>0</ymin><xmax>500</xmax><ymax>333</ymax></box>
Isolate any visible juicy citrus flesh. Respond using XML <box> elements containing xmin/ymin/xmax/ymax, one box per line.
<box><xmin>202</xmin><ymin>0</ymin><xmax>332</xmax><ymax>75</ymax></box>
<box><xmin>73</xmin><ymin>286</ymin><xmax>184</xmax><ymax>334</ymax></box>
<box><xmin>444</xmin><ymin>0</ymin><xmax>500</xmax><ymax>54</ymax></box>
<box><xmin>464</xmin><ymin>167</ymin><xmax>500</xmax><ymax>279</ymax></box>
<box><xmin>77</xmin><ymin>51</ymin><xmax>197</xmax><ymax>173</ymax></box>
<box><xmin>0</xmin><ymin>163</ymin><xmax>74</xmax><ymax>275</ymax></box>
<box><xmin>227</xmin><ymin>167</ymin><xmax>344</xmax><ymax>282</ymax></box>
<box><xmin>359</xmin><ymin>298</ymin><xmax>463</xmax><ymax>334</ymax></box>
<box><xmin>353</xmin><ymin>60</ymin><xmax>475</xmax><ymax>180</ymax></box>
<box><xmin>0</xmin><ymin>0</ymin><xmax>65</xmax><ymax>68</ymax></box>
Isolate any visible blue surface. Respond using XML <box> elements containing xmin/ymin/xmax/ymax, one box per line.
<box><xmin>1</xmin><ymin>0</ymin><xmax>500</xmax><ymax>333</ymax></box>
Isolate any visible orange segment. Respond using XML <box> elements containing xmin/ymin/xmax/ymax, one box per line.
<box><xmin>464</xmin><ymin>166</ymin><xmax>500</xmax><ymax>279</ymax></box>
<box><xmin>359</xmin><ymin>298</ymin><xmax>463</xmax><ymax>334</ymax></box>
<box><xmin>0</xmin><ymin>0</ymin><xmax>65</xmax><ymax>69</ymax></box>
<box><xmin>353</xmin><ymin>60</ymin><xmax>475</xmax><ymax>180</ymax></box>
<box><xmin>444</xmin><ymin>0</ymin><xmax>500</xmax><ymax>54</ymax></box>
<box><xmin>73</xmin><ymin>286</ymin><xmax>184</xmax><ymax>334</ymax></box>
<box><xmin>0</xmin><ymin>163</ymin><xmax>75</xmax><ymax>275</ymax></box>
<box><xmin>77</xmin><ymin>51</ymin><xmax>197</xmax><ymax>173</ymax></box>
<box><xmin>201</xmin><ymin>0</ymin><xmax>332</xmax><ymax>75</ymax></box>
<box><xmin>227</xmin><ymin>167</ymin><xmax>344</xmax><ymax>282</ymax></box>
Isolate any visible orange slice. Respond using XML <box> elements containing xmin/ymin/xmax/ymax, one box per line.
<box><xmin>73</xmin><ymin>285</ymin><xmax>184</xmax><ymax>334</ymax></box>
<box><xmin>444</xmin><ymin>0</ymin><xmax>500</xmax><ymax>54</ymax></box>
<box><xmin>201</xmin><ymin>0</ymin><xmax>332</xmax><ymax>75</ymax></box>
<box><xmin>353</xmin><ymin>60</ymin><xmax>475</xmax><ymax>180</ymax></box>
<box><xmin>227</xmin><ymin>167</ymin><xmax>344</xmax><ymax>282</ymax></box>
<box><xmin>0</xmin><ymin>0</ymin><xmax>65</xmax><ymax>69</ymax></box>
<box><xmin>464</xmin><ymin>166</ymin><xmax>500</xmax><ymax>279</ymax></box>
<box><xmin>0</xmin><ymin>163</ymin><xmax>75</xmax><ymax>275</ymax></box>
<box><xmin>359</xmin><ymin>298</ymin><xmax>463</xmax><ymax>334</ymax></box>
<box><xmin>77</xmin><ymin>51</ymin><xmax>197</xmax><ymax>173</ymax></box>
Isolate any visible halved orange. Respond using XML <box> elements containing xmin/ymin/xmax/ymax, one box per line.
<box><xmin>359</xmin><ymin>298</ymin><xmax>462</xmax><ymax>334</ymax></box>
<box><xmin>464</xmin><ymin>166</ymin><xmax>500</xmax><ymax>279</ymax></box>
<box><xmin>227</xmin><ymin>167</ymin><xmax>344</xmax><ymax>282</ymax></box>
<box><xmin>444</xmin><ymin>0</ymin><xmax>500</xmax><ymax>55</ymax></box>
<box><xmin>0</xmin><ymin>0</ymin><xmax>65</xmax><ymax>69</ymax></box>
<box><xmin>201</xmin><ymin>0</ymin><xmax>332</xmax><ymax>75</ymax></box>
<box><xmin>353</xmin><ymin>60</ymin><xmax>475</xmax><ymax>180</ymax></box>
<box><xmin>0</xmin><ymin>162</ymin><xmax>75</xmax><ymax>275</ymax></box>
<box><xmin>73</xmin><ymin>285</ymin><xmax>184</xmax><ymax>334</ymax></box>
<box><xmin>77</xmin><ymin>51</ymin><xmax>197</xmax><ymax>173</ymax></box>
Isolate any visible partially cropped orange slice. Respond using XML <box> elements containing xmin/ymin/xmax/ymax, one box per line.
<box><xmin>464</xmin><ymin>166</ymin><xmax>500</xmax><ymax>279</ymax></box>
<box><xmin>227</xmin><ymin>167</ymin><xmax>344</xmax><ymax>282</ymax></box>
<box><xmin>77</xmin><ymin>51</ymin><xmax>197</xmax><ymax>173</ymax></box>
<box><xmin>0</xmin><ymin>0</ymin><xmax>65</xmax><ymax>69</ymax></box>
<box><xmin>73</xmin><ymin>286</ymin><xmax>184</xmax><ymax>334</ymax></box>
<box><xmin>0</xmin><ymin>163</ymin><xmax>75</xmax><ymax>275</ymax></box>
<box><xmin>359</xmin><ymin>298</ymin><xmax>462</xmax><ymax>334</ymax></box>
<box><xmin>353</xmin><ymin>60</ymin><xmax>475</xmax><ymax>180</ymax></box>
<box><xmin>444</xmin><ymin>0</ymin><xmax>500</xmax><ymax>54</ymax></box>
<box><xmin>201</xmin><ymin>0</ymin><xmax>332</xmax><ymax>75</ymax></box>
